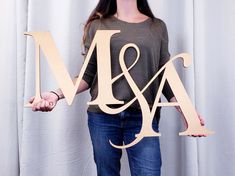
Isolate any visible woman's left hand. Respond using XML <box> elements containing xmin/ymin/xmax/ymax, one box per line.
<box><xmin>198</xmin><ymin>114</ymin><xmax>205</xmax><ymax>126</ymax></box>
<box><xmin>189</xmin><ymin>113</ymin><xmax>207</xmax><ymax>137</ymax></box>
<box><xmin>170</xmin><ymin>97</ymin><xmax>207</xmax><ymax>137</ymax></box>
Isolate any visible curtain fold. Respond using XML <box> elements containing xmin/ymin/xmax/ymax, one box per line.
<box><xmin>16</xmin><ymin>0</ymin><xmax>28</xmax><ymax>163</ymax></box>
<box><xmin>0</xmin><ymin>0</ymin><xmax>19</xmax><ymax>175</ymax></box>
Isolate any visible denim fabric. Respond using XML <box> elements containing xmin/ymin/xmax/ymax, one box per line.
<box><xmin>87</xmin><ymin>108</ymin><xmax>162</xmax><ymax>176</ymax></box>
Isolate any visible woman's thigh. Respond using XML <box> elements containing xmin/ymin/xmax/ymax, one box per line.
<box><xmin>87</xmin><ymin>111</ymin><xmax>123</xmax><ymax>176</ymax></box>
<box><xmin>123</xmin><ymin>111</ymin><xmax>162</xmax><ymax>176</ymax></box>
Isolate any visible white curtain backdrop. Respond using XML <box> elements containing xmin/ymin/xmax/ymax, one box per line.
<box><xmin>0</xmin><ymin>0</ymin><xmax>234</xmax><ymax>175</ymax></box>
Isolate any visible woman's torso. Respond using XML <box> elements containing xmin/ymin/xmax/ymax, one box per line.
<box><xmin>84</xmin><ymin>16</ymin><xmax>170</xmax><ymax>113</ymax></box>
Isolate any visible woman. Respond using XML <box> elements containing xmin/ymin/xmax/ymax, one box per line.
<box><xmin>29</xmin><ymin>0</ymin><xmax>205</xmax><ymax>175</ymax></box>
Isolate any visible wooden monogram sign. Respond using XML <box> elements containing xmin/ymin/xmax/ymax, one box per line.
<box><xmin>25</xmin><ymin>31</ymin><xmax>214</xmax><ymax>149</ymax></box>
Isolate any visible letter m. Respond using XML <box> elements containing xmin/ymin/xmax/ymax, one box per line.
<box><xmin>25</xmin><ymin>31</ymin><xmax>122</xmax><ymax>106</ymax></box>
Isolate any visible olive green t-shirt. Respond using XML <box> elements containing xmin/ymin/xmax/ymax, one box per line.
<box><xmin>81</xmin><ymin>16</ymin><xmax>174</xmax><ymax>114</ymax></box>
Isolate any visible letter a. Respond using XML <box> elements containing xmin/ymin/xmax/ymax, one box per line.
<box><xmin>152</xmin><ymin>53</ymin><xmax>214</xmax><ymax>136</ymax></box>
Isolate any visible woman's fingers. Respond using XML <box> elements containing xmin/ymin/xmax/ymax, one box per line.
<box><xmin>45</xmin><ymin>101</ymin><xmax>54</xmax><ymax>111</ymax></box>
<box><xmin>30</xmin><ymin>91</ymin><xmax>60</xmax><ymax>112</ymax></box>
<box><xmin>32</xmin><ymin>103</ymin><xmax>36</xmax><ymax>111</ymax></box>
<box><xmin>31</xmin><ymin>99</ymin><xmax>56</xmax><ymax>112</ymax></box>
<box><xmin>32</xmin><ymin>101</ymin><xmax>39</xmax><ymax>111</ymax></box>
<box><xmin>187</xmin><ymin>114</ymin><xmax>206</xmax><ymax>137</ymax></box>
<box><xmin>32</xmin><ymin>99</ymin><xmax>42</xmax><ymax>111</ymax></box>
<box><xmin>29</xmin><ymin>96</ymin><xmax>35</xmax><ymax>103</ymax></box>
<box><xmin>44</xmin><ymin>101</ymin><xmax>50</xmax><ymax>111</ymax></box>
<box><xmin>37</xmin><ymin>100</ymin><xmax>54</xmax><ymax>112</ymax></box>
<box><xmin>197</xmin><ymin>114</ymin><xmax>205</xmax><ymax>126</ymax></box>
<box><xmin>40</xmin><ymin>100</ymin><xmax>47</xmax><ymax>111</ymax></box>
<box><xmin>189</xmin><ymin>134</ymin><xmax>207</xmax><ymax>137</ymax></box>
<box><xmin>36</xmin><ymin>100</ymin><xmax>43</xmax><ymax>111</ymax></box>
<box><xmin>31</xmin><ymin>99</ymin><xmax>46</xmax><ymax>112</ymax></box>
<box><xmin>199</xmin><ymin>117</ymin><xmax>205</xmax><ymax>126</ymax></box>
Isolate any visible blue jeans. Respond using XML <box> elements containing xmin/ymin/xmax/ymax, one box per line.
<box><xmin>87</xmin><ymin>108</ymin><xmax>162</xmax><ymax>176</ymax></box>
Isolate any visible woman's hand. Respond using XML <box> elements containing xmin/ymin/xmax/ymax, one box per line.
<box><xmin>190</xmin><ymin>113</ymin><xmax>207</xmax><ymax>137</ymax></box>
<box><xmin>170</xmin><ymin>96</ymin><xmax>207</xmax><ymax>137</ymax></box>
<box><xmin>197</xmin><ymin>114</ymin><xmax>205</xmax><ymax>126</ymax></box>
<box><xmin>182</xmin><ymin>112</ymin><xmax>207</xmax><ymax>137</ymax></box>
<box><xmin>28</xmin><ymin>92</ymin><xmax>59</xmax><ymax>112</ymax></box>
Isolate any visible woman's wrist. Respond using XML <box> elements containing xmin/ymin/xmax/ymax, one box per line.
<box><xmin>50</xmin><ymin>91</ymin><xmax>60</xmax><ymax>101</ymax></box>
<box><xmin>170</xmin><ymin>96</ymin><xmax>183</xmax><ymax>114</ymax></box>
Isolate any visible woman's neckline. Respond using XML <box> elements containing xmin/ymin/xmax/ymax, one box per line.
<box><xmin>111</xmin><ymin>15</ymin><xmax>152</xmax><ymax>25</ymax></box>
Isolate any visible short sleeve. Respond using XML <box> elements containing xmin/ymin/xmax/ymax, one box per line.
<box><xmin>159</xmin><ymin>21</ymin><xmax>171</xmax><ymax>67</ymax></box>
<box><xmin>158</xmin><ymin>20</ymin><xmax>174</xmax><ymax>101</ymax></box>
<box><xmin>80</xmin><ymin>21</ymin><xmax>98</xmax><ymax>87</ymax></box>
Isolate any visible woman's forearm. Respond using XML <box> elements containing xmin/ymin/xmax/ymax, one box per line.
<box><xmin>170</xmin><ymin>96</ymin><xmax>188</xmax><ymax>127</ymax></box>
<box><xmin>74</xmin><ymin>78</ymin><xmax>90</xmax><ymax>94</ymax></box>
<box><xmin>170</xmin><ymin>96</ymin><xmax>182</xmax><ymax>113</ymax></box>
<box><xmin>53</xmin><ymin>78</ymin><xmax>90</xmax><ymax>100</ymax></box>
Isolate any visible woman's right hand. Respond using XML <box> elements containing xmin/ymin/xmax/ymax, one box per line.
<box><xmin>28</xmin><ymin>91</ymin><xmax>59</xmax><ymax>112</ymax></box>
